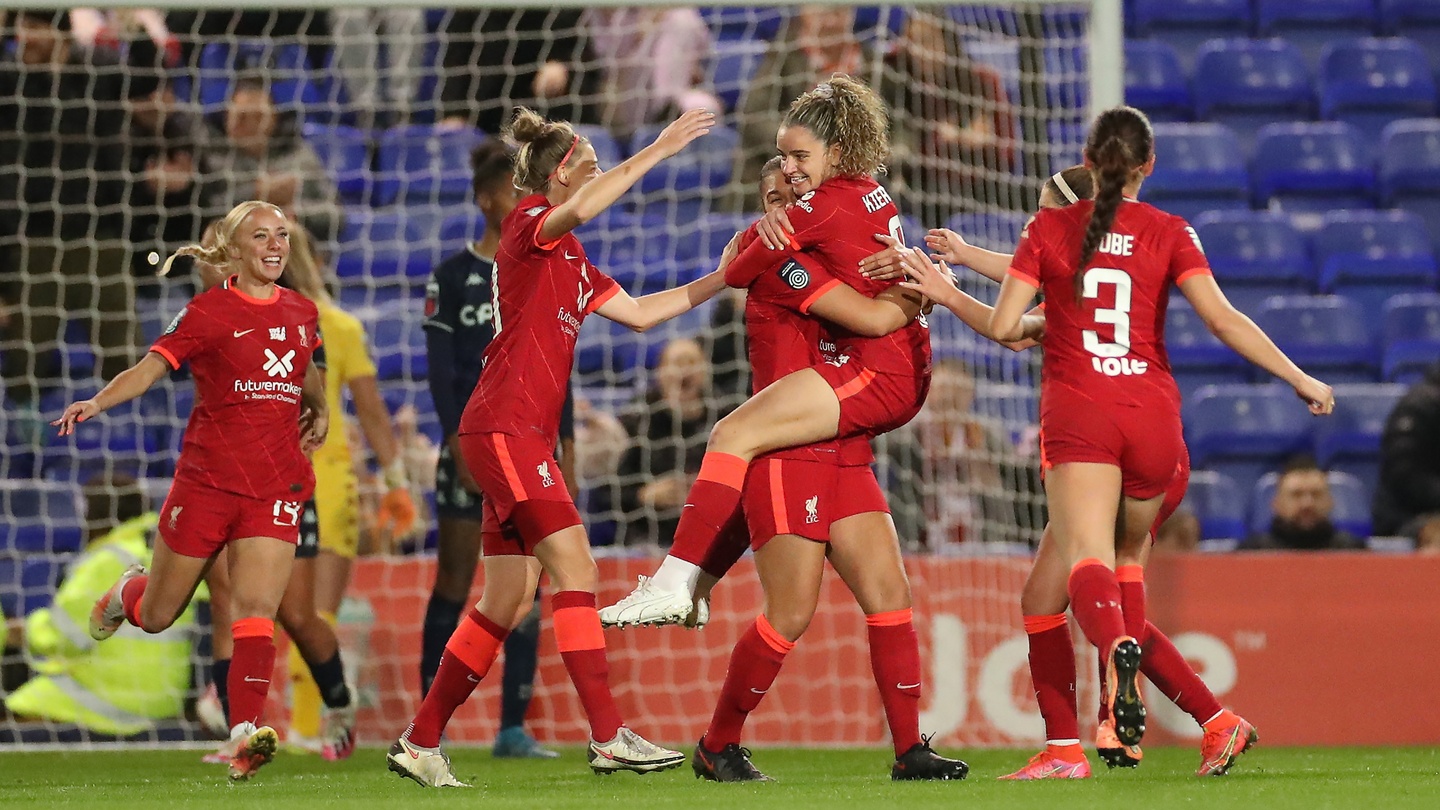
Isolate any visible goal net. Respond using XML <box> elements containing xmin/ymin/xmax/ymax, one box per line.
<box><xmin>0</xmin><ymin>1</ymin><xmax>1121</xmax><ymax>749</ymax></box>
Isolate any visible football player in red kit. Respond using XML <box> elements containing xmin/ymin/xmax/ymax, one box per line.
<box><xmin>987</xmin><ymin>106</ymin><xmax>1333</xmax><ymax>759</ymax></box>
<box><xmin>387</xmin><ymin>107</ymin><xmax>727</xmax><ymax>787</ymax></box>
<box><xmin>603</xmin><ymin>77</ymin><xmax>935</xmax><ymax>631</ymax></box>
<box><xmin>904</xmin><ymin>168</ymin><xmax>1262</xmax><ymax>778</ymax></box>
<box><xmin>55</xmin><ymin>201</ymin><xmax>326</xmax><ymax>782</ymax></box>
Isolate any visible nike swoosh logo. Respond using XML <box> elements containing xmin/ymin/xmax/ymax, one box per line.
<box><xmin>750</xmin><ymin>688</ymin><xmax>768</xmax><ymax>694</ymax></box>
<box><xmin>897</xmin><ymin>682</ymin><xmax>921</xmax><ymax>690</ymax></box>
<box><xmin>564</xmin><ymin>252</ymin><xmax>578</xmax><ymax>260</ymax></box>
<box><xmin>407</xmin><ymin>744</ymin><xmax>420</xmax><ymax>760</ymax></box>
<box><xmin>243</xmin><ymin>676</ymin><xmax>269</xmax><ymax>683</ymax></box>
<box><xmin>233</xmin><ymin>329</ymin><xmax>254</xmax><ymax>338</ymax></box>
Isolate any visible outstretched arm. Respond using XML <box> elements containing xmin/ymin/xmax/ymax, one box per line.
<box><xmin>898</xmin><ymin>249</ymin><xmax>1041</xmax><ymax>350</ymax></box>
<box><xmin>1179</xmin><ymin>274</ymin><xmax>1333</xmax><ymax>414</ymax></box>
<box><xmin>595</xmin><ymin>270</ymin><xmax>728</xmax><ymax>333</ymax></box>
<box><xmin>923</xmin><ymin>228</ymin><xmax>1013</xmax><ymax>283</ymax></box>
<box><xmin>540</xmin><ymin>110</ymin><xmax>715</xmax><ymax>242</ymax></box>
<box><xmin>51</xmin><ymin>353</ymin><xmax>170</xmax><ymax>435</ymax></box>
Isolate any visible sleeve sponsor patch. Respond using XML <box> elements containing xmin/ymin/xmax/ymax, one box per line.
<box><xmin>163</xmin><ymin>307</ymin><xmax>186</xmax><ymax>335</ymax></box>
<box><xmin>779</xmin><ymin>260</ymin><xmax>810</xmax><ymax>290</ymax></box>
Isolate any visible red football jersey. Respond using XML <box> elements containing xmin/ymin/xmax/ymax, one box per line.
<box><xmin>150</xmin><ymin>277</ymin><xmax>321</xmax><ymax>501</ymax></box>
<box><xmin>1008</xmin><ymin>199</ymin><xmax>1212</xmax><ymax>409</ymax></box>
<box><xmin>460</xmin><ymin>194</ymin><xmax>619</xmax><ymax>447</ymax></box>
<box><xmin>724</xmin><ymin>175</ymin><xmax>932</xmax><ymax>379</ymax></box>
<box><xmin>735</xmin><ymin>226</ymin><xmax>873</xmax><ymax>465</ymax></box>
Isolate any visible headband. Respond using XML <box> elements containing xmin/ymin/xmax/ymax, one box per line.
<box><xmin>548</xmin><ymin>135</ymin><xmax>581</xmax><ymax>181</ymax></box>
<box><xmin>1050</xmin><ymin>171</ymin><xmax>1079</xmax><ymax>204</ymax></box>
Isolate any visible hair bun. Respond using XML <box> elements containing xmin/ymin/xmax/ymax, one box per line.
<box><xmin>506</xmin><ymin>108</ymin><xmax>548</xmax><ymax>145</ymax></box>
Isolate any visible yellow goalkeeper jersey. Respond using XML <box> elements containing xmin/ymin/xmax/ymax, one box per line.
<box><xmin>313</xmin><ymin>302</ymin><xmax>377</xmax><ymax>469</ymax></box>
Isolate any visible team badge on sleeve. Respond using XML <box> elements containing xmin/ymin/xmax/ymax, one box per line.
<box><xmin>779</xmin><ymin>260</ymin><xmax>810</xmax><ymax>290</ymax></box>
<box><xmin>163</xmin><ymin>307</ymin><xmax>186</xmax><ymax>335</ymax></box>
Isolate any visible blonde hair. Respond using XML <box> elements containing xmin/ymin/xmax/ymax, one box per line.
<box><xmin>161</xmin><ymin>200</ymin><xmax>285</xmax><ymax>277</ymax></box>
<box><xmin>279</xmin><ymin>220</ymin><xmax>333</xmax><ymax>305</ymax></box>
<box><xmin>783</xmin><ymin>75</ymin><xmax>890</xmax><ymax>178</ymax></box>
<box><xmin>505</xmin><ymin>107</ymin><xmax>584</xmax><ymax>194</ymax></box>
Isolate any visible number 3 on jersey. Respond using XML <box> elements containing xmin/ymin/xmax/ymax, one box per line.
<box><xmin>1082</xmin><ymin>267</ymin><xmax>1147</xmax><ymax>376</ymax></box>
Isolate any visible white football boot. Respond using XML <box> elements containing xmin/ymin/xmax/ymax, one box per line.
<box><xmin>388</xmin><ymin>736</ymin><xmax>470</xmax><ymax>787</ymax></box>
<box><xmin>588</xmin><ymin>727</ymin><xmax>686</xmax><ymax>774</ymax></box>
<box><xmin>599</xmin><ymin>577</ymin><xmax>695</xmax><ymax>628</ymax></box>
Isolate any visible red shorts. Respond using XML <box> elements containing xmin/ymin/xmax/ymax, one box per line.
<box><xmin>459</xmin><ymin>432</ymin><xmax>582</xmax><ymax>557</ymax></box>
<box><xmin>743</xmin><ymin>456</ymin><xmax>889</xmax><ymax>550</ymax></box>
<box><xmin>1039</xmin><ymin>385</ymin><xmax>1183</xmax><ymax>500</ymax></box>
<box><xmin>1151</xmin><ymin>446</ymin><xmax>1193</xmax><ymax>536</ymax></box>
<box><xmin>158</xmin><ymin>477</ymin><xmax>303</xmax><ymax>559</ymax></box>
<box><xmin>814</xmin><ymin>362</ymin><xmax>928</xmax><ymax>440</ymax></box>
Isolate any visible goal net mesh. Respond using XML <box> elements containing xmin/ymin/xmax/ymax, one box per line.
<box><xmin>0</xmin><ymin>2</ymin><xmax>1099</xmax><ymax>748</ymax></box>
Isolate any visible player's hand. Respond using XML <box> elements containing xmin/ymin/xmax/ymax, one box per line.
<box><xmin>858</xmin><ymin>234</ymin><xmax>908</xmax><ymax>281</ymax></box>
<box><xmin>377</xmin><ymin>487</ymin><xmax>419</xmax><ymax>539</ymax></box>
<box><xmin>925</xmin><ymin>228</ymin><xmax>972</xmax><ymax>266</ymax></box>
<box><xmin>448</xmin><ymin>436</ymin><xmax>483</xmax><ymax>494</ymax></box>
<box><xmin>717</xmin><ymin>231</ymin><xmax>743</xmax><ymax>273</ymax></box>
<box><xmin>898</xmin><ymin>248</ymin><xmax>958</xmax><ymax>302</ymax></box>
<box><xmin>756</xmin><ymin>206</ymin><xmax>796</xmax><ymax>251</ymax></box>
<box><xmin>301</xmin><ymin>407</ymin><xmax>329</xmax><ymax>454</ymax></box>
<box><xmin>1294</xmin><ymin>375</ymin><xmax>1335</xmax><ymax>416</ymax></box>
<box><xmin>651</xmin><ymin>109</ymin><xmax>715</xmax><ymax>160</ymax></box>
<box><xmin>52</xmin><ymin>400</ymin><xmax>101</xmax><ymax>437</ymax></box>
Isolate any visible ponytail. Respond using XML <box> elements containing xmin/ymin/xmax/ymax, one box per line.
<box><xmin>1075</xmin><ymin>106</ymin><xmax>1154</xmax><ymax>303</ymax></box>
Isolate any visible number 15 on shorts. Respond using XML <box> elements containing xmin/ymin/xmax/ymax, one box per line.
<box><xmin>273</xmin><ymin>500</ymin><xmax>303</xmax><ymax>527</ymax></box>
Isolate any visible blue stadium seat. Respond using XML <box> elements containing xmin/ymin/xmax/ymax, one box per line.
<box><xmin>575</xmin><ymin>125</ymin><xmax>624</xmax><ymax>171</ymax></box>
<box><xmin>369</xmin><ymin>301</ymin><xmax>427</xmax><ymax>381</ymax></box>
<box><xmin>1253</xmin><ymin>295</ymin><xmax>1378</xmax><ymax>383</ymax></box>
<box><xmin>1</xmin><ymin>482</ymin><xmax>84</xmax><ymax>554</ymax></box>
<box><xmin>335</xmin><ymin>209</ymin><xmax>430</xmax><ymax>282</ymax></box>
<box><xmin>1315</xmin><ymin>382</ymin><xmax>1404</xmax><ymax>470</ymax></box>
<box><xmin>379</xmin><ymin>381</ymin><xmax>441</xmax><ymax>445</ymax></box>
<box><xmin>1191</xmin><ymin>210</ymin><xmax>1313</xmax><ymax>309</ymax></box>
<box><xmin>1313</xmin><ymin>210</ymin><xmax>1438</xmax><ymax>316</ymax></box>
<box><xmin>20</xmin><ymin>555</ymin><xmax>66</xmax><ymax>614</ymax></box>
<box><xmin>945</xmin><ymin>212</ymin><xmax>1028</xmax><ymax>254</ymax></box>
<box><xmin>1378</xmin><ymin>119</ymin><xmax>1440</xmax><ymax>249</ymax></box>
<box><xmin>1166</xmin><ymin>299</ymin><xmax>1245</xmax><ymax>372</ymax></box>
<box><xmin>1132</xmin><ymin>0</ymin><xmax>1252</xmax><ymax>70</ymax></box>
<box><xmin>575</xmin><ymin>315</ymin><xmax>642</xmax><ymax>386</ymax></box>
<box><xmin>195</xmin><ymin>41</ymin><xmax>320</xmax><ymax>116</ymax></box>
<box><xmin>1142</xmin><ymin>123</ymin><xmax>1249</xmax><ymax>221</ymax></box>
<box><xmin>1319</xmin><ymin>38</ymin><xmax>1437</xmax><ymax>145</ymax></box>
<box><xmin>0</xmin><ymin>555</ymin><xmax>18</xmax><ymax>619</ymax></box>
<box><xmin>1252</xmin><ymin>122</ymin><xmax>1375</xmax><ymax>212</ymax></box>
<box><xmin>375</xmin><ymin>125</ymin><xmax>488</xmax><ymax>206</ymax></box>
<box><xmin>698</xmin><ymin>6</ymin><xmax>787</xmax><ymax>43</ymax></box>
<box><xmin>1382</xmin><ymin>292</ymin><xmax>1440</xmax><ymax>381</ymax></box>
<box><xmin>1256</xmin><ymin>0</ymin><xmax>1381</xmax><ymax>70</ymax></box>
<box><xmin>1249</xmin><ymin>469</ymin><xmax>1373</xmax><ymax>537</ymax></box>
<box><xmin>1187</xmin><ymin>384</ymin><xmax>1320</xmax><ymax>493</ymax></box>
<box><xmin>1192</xmin><ymin>39</ymin><xmax>1314</xmax><ymax>155</ymax></box>
<box><xmin>1180</xmin><ymin>469</ymin><xmax>1248</xmax><ymax>540</ymax></box>
<box><xmin>1125</xmin><ymin>40</ymin><xmax>1191</xmax><ymax>122</ymax></box>
<box><xmin>694</xmin><ymin>213</ymin><xmax>756</xmax><ymax>265</ymax></box>
<box><xmin>709</xmin><ymin>39</ymin><xmax>770</xmax><ymax>112</ymax></box>
<box><xmin>1379</xmin><ymin>0</ymin><xmax>1440</xmax><ymax>70</ymax></box>
<box><xmin>435</xmin><ymin>209</ymin><xmax>487</xmax><ymax>258</ymax></box>
<box><xmin>301</xmin><ymin>123</ymin><xmax>371</xmax><ymax>204</ymax></box>
<box><xmin>628</xmin><ymin>124</ymin><xmax>740</xmax><ymax>221</ymax></box>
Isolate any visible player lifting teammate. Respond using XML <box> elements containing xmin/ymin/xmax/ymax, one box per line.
<box><xmin>57</xmin><ymin>201</ymin><xmax>326</xmax><ymax>782</ymax></box>
<box><xmin>387</xmin><ymin>106</ymin><xmax>725</xmax><ymax>787</ymax></box>
<box><xmin>985</xmin><ymin>106</ymin><xmax>1333</xmax><ymax>763</ymax></box>
<box><xmin>900</xmin><ymin>166</ymin><xmax>1262</xmax><ymax>778</ymax></box>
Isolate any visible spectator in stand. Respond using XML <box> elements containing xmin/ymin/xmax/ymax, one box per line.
<box><xmin>1154</xmin><ymin>509</ymin><xmax>1201</xmax><ymax>554</ymax></box>
<box><xmin>329</xmin><ymin>8</ymin><xmax>425</xmax><ymax>129</ymax></box>
<box><xmin>1374</xmin><ymin>361</ymin><xmax>1440</xmax><ymax>546</ymax></box>
<box><xmin>877</xmin><ymin>9</ymin><xmax>1017</xmax><ymax>222</ymax></box>
<box><xmin>437</xmin><ymin>9</ymin><xmax>601</xmax><ymax>135</ymax></box>
<box><xmin>198</xmin><ymin>74</ymin><xmax>344</xmax><ymax>246</ymax></box>
<box><xmin>585</xmin><ymin>8</ymin><xmax>721</xmax><ymax>137</ymax></box>
<box><xmin>1241</xmin><ymin>458</ymin><xmax>1364</xmax><ymax>551</ymax></box>
<box><xmin>730</xmin><ymin>6</ymin><xmax>871</xmax><ymax>210</ymax></box>
<box><xmin>613</xmin><ymin>337</ymin><xmax>725</xmax><ymax>545</ymax></box>
<box><xmin>3</xmin><ymin>475</ymin><xmax>196</xmax><ymax>736</ymax></box>
<box><xmin>573</xmin><ymin>396</ymin><xmax>629</xmax><ymax>488</ymax></box>
<box><xmin>0</xmin><ymin>9</ymin><xmax>137</xmax><ymax>406</ymax></box>
<box><xmin>69</xmin><ymin>8</ymin><xmax>179</xmax><ymax>67</ymax></box>
<box><xmin>124</xmin><ymin>65</ymin><xmax>206</xmax><ymax>286</ymax></box>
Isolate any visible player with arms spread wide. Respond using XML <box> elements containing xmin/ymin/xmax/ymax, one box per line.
<box><xmin>387</xmin><ymin>107</ymin><xmax>725</xmax><ymax>787</ymax></box>
<box><xmin>56</xmin><ymin>201</ymin><xmax>327</xmax><ymax>782</ymax></box>
<box><xmin>985</xmin><ymin>106</ymin><xmax>1333</xmax><ymax>758</ymax></box>
<box><xmin>602</xmin><ymin>76</ymin><xmax>933</xmax><ymax>628</ymax></box>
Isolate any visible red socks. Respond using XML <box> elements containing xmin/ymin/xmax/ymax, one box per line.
<box><xmin>406</xmin><ymin>608</ymin><xmax>508</xmax><ymax>748</ymax></box>
<box><xmin>553</xmin><ymin>590</ymin><xmax>623</xmax><ymax>743</ymax></box>
<box><xmin>1067</xmin><ymin>558</ymin><xmax>1126</xmax><ymax>653</ymax></box>
<box><xmin>699</xmin><ymin>511</ymin><xmax>751</xmax><ymax>580</ymax></box>
<box><xmin>1024</xmin><ymin>613</ymin><xmax>1080</xmax><ymax>743</ymax></box>
<box><xmin>866</xmin><ymin>609</ymin><xmax>923</xmax><ymax>756</ymax></box>
<box><xmin>1116</xmin><ymin>565</ymin><xmax>1147</xmax><ymax>640</ymax></box>
<box><xmin>668</xmin><ymin>452</ymin><xmax>748</xmax><ymax>567</ymax></box>
<box><xmin>229</xmin><ymin>617</ymin><xmax>276</xmax><ymax>728</ymax></box>
<box><xmin>120</xmin><ymin>574</ymin><xmax>147</xmax><ymax>628</ymax></box>
<box><xmin>704</xmin><ymin>614</ymin><xmax>793</xmax><ymax>750</ymax></box>
<box><xmin>1142</xmin><ymin>622</ymin><xmax>1224</xmax><ymax>725</ymax></box>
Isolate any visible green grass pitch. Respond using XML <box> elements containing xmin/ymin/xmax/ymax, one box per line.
<box><xmin>3</xmin><ymin>746</ymin><xmax>1438</xmax><ymax>809</ymax></box>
